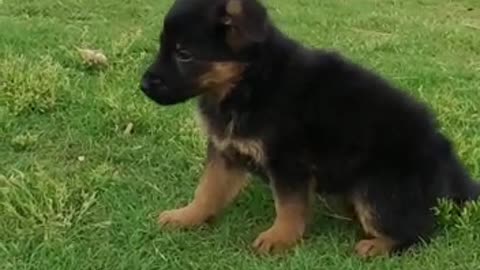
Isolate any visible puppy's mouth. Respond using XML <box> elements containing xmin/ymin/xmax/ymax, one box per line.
<box><xmin>140</xmin><ymin>61</ymin><xmax>247</xmax><ymax>106</ymax></box>
<box><xmin>140</xmin><ymin>74</ymin><xmax>194</xmax><ymax>106</ymax></box>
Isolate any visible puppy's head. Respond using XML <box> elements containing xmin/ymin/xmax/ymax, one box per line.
<box><xmin>140</xmin><ymin>0</ymin><xmax>269</xmax><ymax>105</ymax></box>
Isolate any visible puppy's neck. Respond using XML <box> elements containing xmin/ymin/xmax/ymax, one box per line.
<box><xmin>197</xmin><ymin>27</ymin><xmax>298</xmax><ymax>137</ymax></box>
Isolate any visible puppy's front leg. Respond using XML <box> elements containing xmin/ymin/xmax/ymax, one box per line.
<box><xmin>253</xmin><ymin>169</ymin><xmax>315</xmax><ymax>253</ymax></box>
<box><xmin>159</xmin><ymin>143</ymin><xmax>248</xmax><ymax>228</ymax></box>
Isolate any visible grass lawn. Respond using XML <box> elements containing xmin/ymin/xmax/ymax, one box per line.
<box><xmin>1</xmin><ymin>0</ymin><xmax>480</xmax><ymax>269</ymax></box>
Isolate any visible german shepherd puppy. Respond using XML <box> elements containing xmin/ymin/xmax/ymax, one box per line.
<box><xmin>140</xmin><ymin>0</ymin><xmax>479</xmax><ymax>257</ymax></box>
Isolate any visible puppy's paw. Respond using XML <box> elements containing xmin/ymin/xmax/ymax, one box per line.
<box><xmin>252</xmin><ymin>225</ymin><xmax>303</xmax><ymax>254</ymax></box>
<box><xmin>355</xmin><ymin>238</ymin><xmax>394</xmax><ymax>258</ymax></box>
<box><xmin>158</xmin><ymin>205</ymin><xmax>211</xmax><ymax>228</ymax></box>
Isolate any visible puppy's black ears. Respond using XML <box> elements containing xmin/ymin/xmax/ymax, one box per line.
<box><xmin>221</xmin><ymin>0</ymin><xmax>268</xmax><ymax>49</ymax></box>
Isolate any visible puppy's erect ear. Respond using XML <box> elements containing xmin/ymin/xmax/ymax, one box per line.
<box><xmin>221</xmin><ymin>0</ymin><xmax>268</xmax><ymax>49</ymax></box>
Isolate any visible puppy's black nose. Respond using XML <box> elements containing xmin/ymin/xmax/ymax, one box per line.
<box><xmin>140</xmin><ymin>72</ymin><xmax>165</xmax><ymax>93</ymax></box>
<box><xmin>140</xmin><ymin>77</ymin><xmax>153</xmax><ymax>93</ymax></box>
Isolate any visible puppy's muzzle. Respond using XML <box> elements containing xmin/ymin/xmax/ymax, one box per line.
<box><xmin>140</xmin><ymin>70</ymin><xmax>189</xmax><ymax>105</ymax></box>
<box><xmin>141</xmin><ymin>70</ymin><xmax>168</xmax><ymax>95</ymax></box>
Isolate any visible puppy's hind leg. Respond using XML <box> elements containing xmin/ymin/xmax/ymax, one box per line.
<box><xmin>351</xmin><ymin>177</ymin><xmax>436</xmax><ymax>258</ymax></box>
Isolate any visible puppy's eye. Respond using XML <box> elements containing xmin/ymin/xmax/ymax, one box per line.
<box><xmin>175</xmin><ymin>45</ymin><xmax>193</xmax><ymax>62</ymax></box>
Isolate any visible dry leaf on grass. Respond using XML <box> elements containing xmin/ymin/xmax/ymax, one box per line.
<box><xmin>123</xmin><ymin>122</ymin><xmax>134</xmax><ymax>135</ymax></box>
<box><xmin>77</xmin><ymin>48</ymin><xmax>108</xmax><ymax>67</ymax></box>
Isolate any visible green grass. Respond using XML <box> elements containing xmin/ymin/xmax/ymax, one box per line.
<box><xmin>1</xmin><ymin>0</ymin><xmax>480</xmax><ymax>269</ymax></box>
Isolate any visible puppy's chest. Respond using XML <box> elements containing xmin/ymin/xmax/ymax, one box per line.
<box><xmin>197</xmin><ymin>111</ymin><xmax>266</xmax><ymax>166</ymax></box>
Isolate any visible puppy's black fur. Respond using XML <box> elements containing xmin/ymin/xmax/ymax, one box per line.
<box><xmin>141</xmin><ymin>0</ymin><xmax>480</xmax><ymax>256</ymax></box>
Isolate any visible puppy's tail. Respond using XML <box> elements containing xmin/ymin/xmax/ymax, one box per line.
<box><xmin>450</xmin><ymin>175</ymin><xmax>480</xmax><ymax>204</ymax></box>
<box><xmin>437</xmin><ymin>135</ymin><xmax>480</xmax><ymax>203</ymax></box>
<box><xmin>462</xmin><ymin>178</ymin><xmax>480</xmax><ymax>202</ymax></box>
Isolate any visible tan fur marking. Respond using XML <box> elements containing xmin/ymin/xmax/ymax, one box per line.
<box><xmin>223</xmin><ymin>0</ymin><xmax>249</xmax><ymax>52</ymax></box>
<box><xmin>355</xmin><ymin>238</ymin><xmax>396</xmax><ymax>258</ymax></box>
<box><xmin>196</xmin><ymin>111</ymin><xmax>266</xmax><ymax>165</ymax></box>
<box><xmin>212</xmin><ymin>135</ymin><xmax>265</xmax><ymax>164</ymax></box>
<box><xmin>319</xmin><ymin>194</ymin><xmax>356</xmax><ymax>220</ymax></box>
<box><xmin>253</xmin><ymin>182</ymin><xmax>315</xmax><ymax>253</ymax></box>
<box><xmin>158</xmin><ymin>155</ymin><xmax>247</xmax><ymax>228</ymax></box>
<box><xmin>226</xmin><ymin>0</ymin><xmax>243</xmax><ymax>16</ymax></box>
<box><xmin>198</xmin><ymin>62</ymin><xmax>245</xmax><ymax>100</ymax></box>
<box><xmin>352</xmin><ymin>193</ymin><xmax>381</xmax><ymax>238</ymax></box>
<box><xmin>253</xmin><ymin>198</ymin><xmax>308</xmax><ymax>253</ymax></box>
<box><xmin>351</xmin><ymin>194</ymin><xmax>397</xmax><ymax>257</ymax></box>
